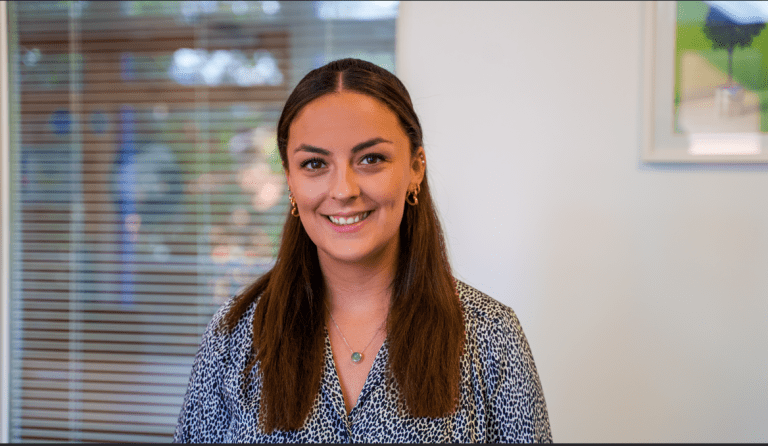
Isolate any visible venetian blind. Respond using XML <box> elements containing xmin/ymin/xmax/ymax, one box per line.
<box><xmin>7</xmin><ymin>1</ymin><xmax>397</xmax><ymax>442</ymax></box>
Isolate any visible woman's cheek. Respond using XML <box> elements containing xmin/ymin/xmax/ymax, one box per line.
<box><xmin>299</xmin><ymin>180</ymin><xmax>324</xmax><ymax>204</ymax></box>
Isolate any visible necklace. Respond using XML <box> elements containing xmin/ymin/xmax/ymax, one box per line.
<box><xmin>325</xmin><ymin>303</ymin><xmax>386</xmax><ymax>364</ymax></box>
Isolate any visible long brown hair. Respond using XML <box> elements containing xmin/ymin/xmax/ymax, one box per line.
<box><xmin>221</xmin><ymin>58</ymin><xmax>464</xmax><ymax>432</ymax></box>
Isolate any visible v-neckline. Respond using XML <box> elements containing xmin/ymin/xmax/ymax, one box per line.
<box><xmin>323</xmin><ymin>327</ymin><xmax>388</xmax><ymax>422</ymax></box>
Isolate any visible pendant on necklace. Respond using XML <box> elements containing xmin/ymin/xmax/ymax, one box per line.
<box><xmin>351</xmin><ymin>352</ymin><xmax>362</xmax><ymax>363</ymax></box>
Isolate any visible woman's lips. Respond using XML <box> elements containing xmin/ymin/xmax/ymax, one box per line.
<box><xmin>327</xmin><ymin>211</ymin><xmax>371</xmax><ymax>226</ymax></box>
<box><xmin>324</xmin><ymin>210</ymin><xmax>372</xmax><ymax>233</ymax></box>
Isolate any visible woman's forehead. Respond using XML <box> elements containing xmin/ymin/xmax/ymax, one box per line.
<box><xmin>288</xmin><ymin>92</ymin><xmax>406</xmax><ymax>151</ymax></box>
<box><xmin>295</xmin><ymin>91</ymin><xmax>393</xmax><ymax>123</ymax></box>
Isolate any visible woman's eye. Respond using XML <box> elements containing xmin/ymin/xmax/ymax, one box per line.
<box><xmin>300</xmin><ymin>158</ymin><xmax>325</xmax><ymax>170</ymax></box>
<box><xmin>360</xmin><ymin>154</ymin><xmax>385</xmax><ymax>165</ymax></box>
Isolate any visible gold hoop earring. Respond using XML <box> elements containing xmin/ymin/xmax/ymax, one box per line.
<box><xmin>289</xmin><ymin>193</ymin><xmax>299</xmax><ymax>217</ymax></box>
<box><xmin>406</xmin><ymin>184</ymin><xmax>420</xmax><ymax>206</ymax></box>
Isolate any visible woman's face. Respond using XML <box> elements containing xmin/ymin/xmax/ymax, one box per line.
<box><xmin>285</xmin><ymin>90</ymin><xmax>424</xmax><ymax>267</ymax></box>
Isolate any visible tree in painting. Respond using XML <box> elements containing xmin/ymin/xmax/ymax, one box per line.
<box><xmin>702</xmin><ymin>5</ymin><xmax>766</xmax><ymax>86</ymax></box>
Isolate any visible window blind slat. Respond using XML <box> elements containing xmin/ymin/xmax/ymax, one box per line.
<box><xmin>22</xmin><ymin>389</ymin><xmax>186</xmax><ymax>406</ymax></box>
<box><xmin>18</xmin><ymin>378</ymin><xmax>189</xmax><ymax>395</ymax></box>
<box><xmin>18</xmin><ymin>419</ymin><xmax>177</xmax><ymax>436</ymax></box>
<box><xmin>18</xmin><ymin>340</ymin><xmax>200</xmax><ymax>356</ymax></box>
<box><xmin>20</xmin><ymin>348</ymin><xmax>198</xmax><ymax>365</ymax></box>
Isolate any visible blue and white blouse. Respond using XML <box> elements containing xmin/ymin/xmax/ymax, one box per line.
<box><xmin>174</xmin><ymin>280</ymin><xmax>552</xmax><ymax>443</ymax></box>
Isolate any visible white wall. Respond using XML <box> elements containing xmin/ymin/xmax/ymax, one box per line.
<box><xmin>398</xmin><ymin>1</ymin><xmax>768</xmax><ymax>442</ymax></box>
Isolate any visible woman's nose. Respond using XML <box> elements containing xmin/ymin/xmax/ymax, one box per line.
<box><xmin>330</xmin><ymin>165</ymin><xmax>360</xmax><ymax>201</ymax></box>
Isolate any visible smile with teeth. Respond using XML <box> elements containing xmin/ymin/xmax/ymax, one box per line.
<box><xmin>327</xmin><ymin>211</ymin><xmax>371</xmax><ymax>226</ymax></box>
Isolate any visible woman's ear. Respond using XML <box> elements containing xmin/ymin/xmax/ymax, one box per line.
<box><xmin>284</xmin><ymin>164</ymin><xmax>291</xmax><ymax>191</ymax></box>
<box><xmin>411</xmin><ymin>147</ymin><xmax>426</xmax><ymax>185</ymax></box>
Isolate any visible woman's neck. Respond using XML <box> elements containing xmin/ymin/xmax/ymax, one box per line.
<box><xmin>319</xmin><ymin>245</ymin><xmax>397</xmax><ymax>319</ymax></box>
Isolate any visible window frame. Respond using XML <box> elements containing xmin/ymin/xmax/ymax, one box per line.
<box><xmin>2</xmin><ymin>0</ymin><xmax>14</xmax><ymax>442</ymax></box>
<box><xmin>1</xmin><ymin>1</ymin><xmax>400</xmax><ymax>441</ymax></box>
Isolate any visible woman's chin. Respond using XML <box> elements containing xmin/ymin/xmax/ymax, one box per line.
<box><xmin>317</xmin><ymin>241</ymin><xmax>396</xmax><ymax>268</ymax></box>
<box><xmin>320</xmin><ymin>248</ymin><xmax>375</xmax><ymax>265</ymax></box>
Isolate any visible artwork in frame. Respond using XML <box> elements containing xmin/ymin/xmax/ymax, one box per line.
<box><xmin>642</xmin><ymin>1</ymin><xmax>768</xmax><ymax>162</ymax></box>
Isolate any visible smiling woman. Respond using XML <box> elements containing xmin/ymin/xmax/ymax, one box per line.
<box><xmin>173</xmin><ymin>58</ymin><xmax>552</xmax><ymax>443</ymax></box>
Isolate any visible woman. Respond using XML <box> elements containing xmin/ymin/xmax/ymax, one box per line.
<box><xmin>174</xmin><ymin>58</ymin><xmax>551</xmax><ymax>443</ymax></box>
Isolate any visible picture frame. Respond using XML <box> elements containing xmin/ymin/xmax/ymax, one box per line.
<box><xmin>642</xmin><ymin>1</ymin><xmax>768</xmax><ymax>163</ymax></box>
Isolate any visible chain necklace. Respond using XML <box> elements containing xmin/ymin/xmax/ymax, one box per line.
<box><xmin>325</xmin><ymin>303</ymin><xmax>386</xmax><ymax>364</ymax></box>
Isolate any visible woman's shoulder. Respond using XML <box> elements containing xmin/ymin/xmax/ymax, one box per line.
<box><xmin>455</xmin><ymin>281</ymin><xmax>551</xmax><ymax>442</ymax></box>
<box><xmin>190</xmin><ymin>293</ymin><xmax>261</xmax><ymax>378</ymax></box>
<box><xmin>203</xmin><ymin>293</ymin><xmax>260</xmax><ymax>346</ymax></box>
<box><xmin>455</xmin><ymin>279</ymin><xmax>536</xmax><ymax>361</ymax></box>
<box><xmin>456</xmin><ymin>279</ymin><xmax>524</xmax><ymax>336</ymax></box>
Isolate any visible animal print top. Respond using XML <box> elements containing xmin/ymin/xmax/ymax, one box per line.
<box><xmin>174</xmin><ymin>280</ymin><xmax>552</xmax><ymax>443</ymax></box>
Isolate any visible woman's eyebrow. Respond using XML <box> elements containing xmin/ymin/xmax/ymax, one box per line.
<box><xmin>294</xmin><ymin>137</ymin><xmax>392</xmax><ymax>156</ymax></box>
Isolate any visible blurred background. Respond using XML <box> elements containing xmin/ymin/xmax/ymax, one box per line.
<box><xmin>2</xmin><ymin>1</ymin><xmax>768</xmax><ymax>442</ymax></box>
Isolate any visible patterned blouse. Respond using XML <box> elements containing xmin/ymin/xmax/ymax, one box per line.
<box><xmin>174</xmin><ymin>280</ymin><xmax>552</xmax><ymax>443</ymax></box>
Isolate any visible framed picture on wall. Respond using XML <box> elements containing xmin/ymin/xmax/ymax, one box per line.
<box><xmin>642</xmin><ymin>1</ymin><xmax>768</xmax><ymax>162</ymax></box>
